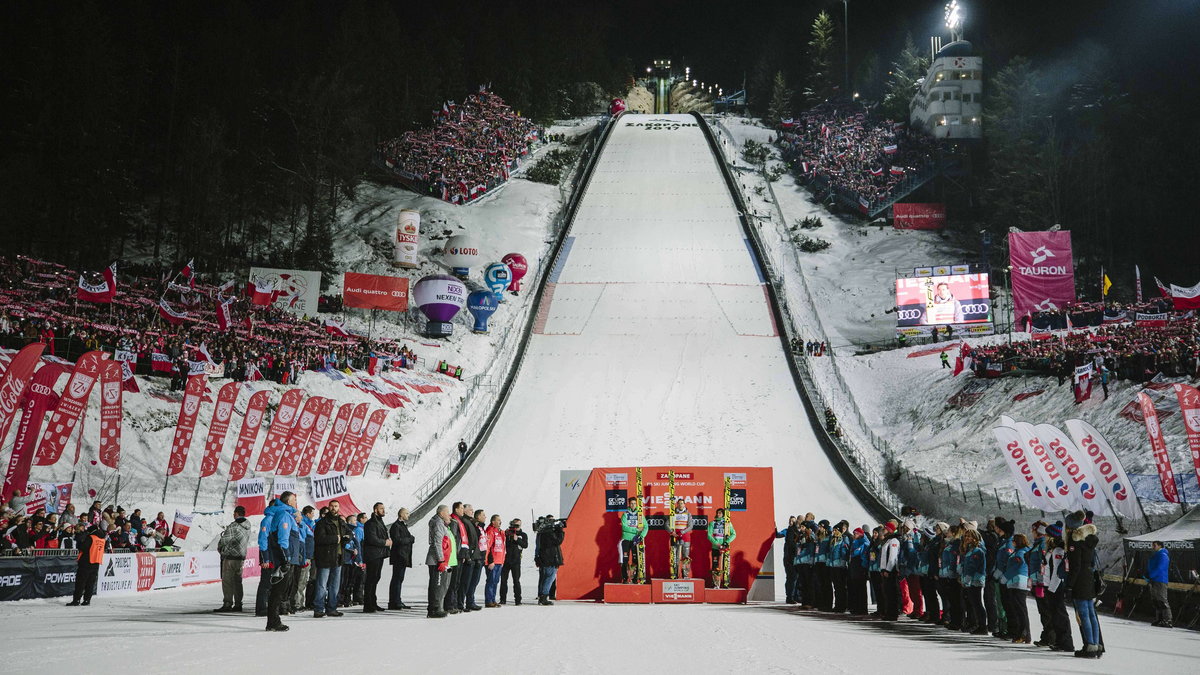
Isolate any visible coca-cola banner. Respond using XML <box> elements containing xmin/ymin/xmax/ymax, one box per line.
<box><xmin>1138</xmin><ymin>392</ymin><xmax>1178</xmax><ymax>503</ymax></box>
<box><xmin>1064</xmin><ymin>419</ymin><xmax>1141</xmax><ymax>519</ymax></box>
<box><xmin>298</xmin><ymin>398</ymin><xmax>334</xmax><ymax>477</ymax></box>
<box><xmin>35</xmin><ymin>350</ymin><xmax>104</xmax><ymax>466</ymax></box>
<box><xmin>228</xmin><ymin>390</ymin><xmax>269</xmax><ymax>481</ymax></box>
<box><xmin>199</xmin><ymin>382</ymin><xmax>240</xmax><ymax>478</ymax></box>
<box><xmin>235</xmin><ymin>477</ymin><xmax>266</xmax><ymax>516</ymax></box>
<box><xmin>2</xmin><ymin>361</ymin><xmax>64</xmax><ymax>502</ymax></box>
<box><xmin>255</xmin><ymin>388</ymin><xmax>303</xmax><ymax>472</ymax></box>
<box><xmin>1008</xmin><ymin>230</ymin><xmax>1076</xmax><ymax>322</ymax></box>
<box><xmin>892</xmin><ymin>203</ymin><xmax>946</xmax><ymax>230</ymax></box>
<box><xmin>276</xmin><ymin>395</ymin><xmax>321</xmax><ymax>475</ymax></box>
<box><xmin>1174</xmin><ymin>384</ymin><xmax>1200</xmax><ymax>490</ymax></box>
<box><xmin>348</xmin><ymin>409</ymin><xmax>388</xmax><ymax>476</ymax></box>
<box><xmin>317</xmin><ymin>403</ymin><xmax>353</xmax><ymax>474</ymax></box>
<box><xmin>166</xmin><ymin>374</ymin><xmax>208</xmax><ymax>476</ymax></box>
<box><xmin>334</xmin><ymin>403</ymin><xmax>370</xmax><ymax>472</ymax></box>
<box><xmin>98</xmin><ymin>361</ymin><xmax>123</xmax><ymax>469</ymax></box>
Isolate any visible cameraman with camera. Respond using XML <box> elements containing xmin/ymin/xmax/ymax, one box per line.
<box><xmin>501</xmin><ymin>518</ymin><xmax>528</xmax><ymax>605</ymax></box>
<box><xmin>534</xmin><ymin>515</ymin><xmax>565</xmax><ymax>606</ymax></box>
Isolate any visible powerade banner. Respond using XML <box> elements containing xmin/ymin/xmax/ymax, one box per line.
<box><xmin>895</xmin><ymin>273</ymin><xmax>992</xmax><ymax>328</ymax></box>
<box><xmin>0</xmin><ymin>556</ymin><xmax>78</xmax><ymax>601</ymax></box>
<box><xmin>557</xmin><ymin>466</ymin><xmax>774</xmax><ymax>601</ymax></box>
<box><xmin>1008</xmin><ymin>230</ymin><xmax>1076</xmax><ymax>322</ymax></box>
<box><xmin>892</xmin><ymin>203</ymin><xmax>946</xmax><ymax>230</ymax></box>
<box><xmin>342</xmin><ymin>272</ymin><xmax>409</xmax><ymax>312</ymax></box>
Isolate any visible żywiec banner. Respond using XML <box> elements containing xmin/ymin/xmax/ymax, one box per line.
<box><xmin>334</xmin><ymin>403</ymin><xmax>369</xmax><ymax>472</ymax></box>
<box><xmin>255</xmin><ymin>388</ymin><xmax>303</xmax><ymax>472</ymax></box>
<box><xmin>235</xmin><ymin>477</ymin><xmax>266</xmax><ymax>516</ymax></box>
<box><xmin>35</xmin><ymin>350</ymin><xmax>103</xmax><ymax>466</ymax></box>
<box><xmin>1138</xmin><ymin>392</ymin><xmax>1178</xmax><ymax>503</ymax></box>
<box><xmin>311</xmin><ymin>471</ymin><xmax>359</xmax><ymax>513</ymax></box>
<box><xmin>892</xmin><ymin>203</ymin><xmax>946</xmax><ymax>230</ymax></box>
<box><xmin>248</xmin><ymin>267</ymin><xmax>321</xmax><ymax>317</ymax></box>
<box><xmin>98</xmin><ymin>360</ymin><xmax>123</xmax><ymax>469</ymax></box>
<box><xmin>1008</xmin><ymin>230</ymin><xmax>1076</xmax><ymax>323</ymax></box>
<box><xmin>342</xmin><ymin>272</ymin><xmax>410</xmax><ymax>312</ymax></box>
<box><xmin>348</xmin><ymin>409</ymin><xmax>388</xmax><ymax>476</ymax></box>
<box><xmin>199</xmin><ymin>382</ymin><xmax>240</xmax><ymax>478</ymax></box>
<box><xmin>1174</xmin><ymin>384</ymin><xmax>1200</xmax><ymax>491</ymax></box>
<box><xmin>228</xmin><ymin>390</ymin><xmax>268</xmax><ymax>481</ymax></box>
<box><xmin>277</xmin><ymin>396</ymin><xmax>322</xmax><ymax>475</ymax></box>
<box><xmin>2</xmin><ymin>361</ymin><xmax>64</xmax><ymax>502</ymax></box>
<box><xmin>166</xmin><ymin>374</ymin><xmax>208</xmax><ymax>476</ymax></box>
<box><xmin>298</xmin><ymin>398</ymin><xmax>334</xmax><ymax>477</ymax></box>
<box><xmin>318</xmin><ymin>403</ymin><xmax>354</xmax><ymax>474</ymax></box>
<box><xmin>1064</xmin><ymin>419</ymin><xmax>1140</xmax><ymax>519</ymax></box>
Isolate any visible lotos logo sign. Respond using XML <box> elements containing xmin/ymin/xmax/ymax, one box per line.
<box><xmin>1080</xmin><ymin>482</ymin><xmax>1097</xmax><ymax>500</ymax></box>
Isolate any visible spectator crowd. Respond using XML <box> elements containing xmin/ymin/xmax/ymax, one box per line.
<box><xmin>2</xmin><ymin>495</ymin><xmax>176</xmax><ymax>554</ymax></box>
<box><xmin>377</xmin><ymin>88</ymin><xmax>543</xmax><ymax>205</ymax></box>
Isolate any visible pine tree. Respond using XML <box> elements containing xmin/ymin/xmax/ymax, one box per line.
<box><xmin>768</xmin><ymin>72</ymin><xmax>793</xmax><ymax>124</ymax></box>
<box><xmin>881</xmin><ymin>33</ymin><xmax>927</xmax><ymax>121</ymax></box>
<box><xmin>804</xmin><ymin>10</ymin><xmax>837</xmax><ymax>104</ymax></box>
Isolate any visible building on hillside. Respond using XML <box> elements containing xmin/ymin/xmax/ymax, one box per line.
<box><xmin>909</xmin><ymin>40</ymin><xmax>982</xmax><ymax>140</ymax></box>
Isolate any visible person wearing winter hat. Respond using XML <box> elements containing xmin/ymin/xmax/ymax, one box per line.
<box><xmin>1028</xmin><ymin>521</ymin><xmax>1052</xmax><ymax>646</ymax></box>
<box><xmin>1066</xmin><ymin>514</ymin><xmax>1102</xmax><ymax>658</ymax></box>
<box><xmin>848</xmin><ymin>527</ymin><xmax>870</xmax><ymax>615</ymax></box>
<box><xmin>878</xmin><ymin>522</ymin><xmax>901</xmax><ymax>620</ymax></box>
<box><xmin>992</xmin><ymin>518</ymin><xmax>1016</xmax><ymax>639</ymax></box>
<box><xmin>1042</xmin><ymin>523</ymin><xmax>1075</xmax><ymax>652</ymax></box>
<box><xmin>921</xmin><ymin>524</ymin><xmax>943</xmax><ymax>623</ymax></box>
<box><xmin>982</xmin><ymin>518</ymin><xmax>1003</xmax><ymax>635</ymax></box>
<box><xmin>1004</xmin><ymin>533</ymin><xmax>1033</xmax><ymax>644</ymax></box>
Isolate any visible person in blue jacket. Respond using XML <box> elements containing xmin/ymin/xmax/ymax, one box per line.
<box><xmin>341</xmin><ymin>514</ymin><xmax>364</xmax><ymax>606</ymax></box>
<box><xmin>958</xmin><ymin>528</ymin><xmax>987</xmax><ymax>634</ymax></box>
<box><xmin>814</xmin><ymin>522</ymin><xmax>832</xmax><ymax>611</ymax></box>
<box><xmin>263</xmin><ymin>492</ymin><xmax>297</xmax><ymax>632</ymax></box>
<box><xmin>282</xmin><ymin>510</ymin><xmax>305</xmax><ymax>615</ymax></box>
<box><xmin>848</xmin><ymin>527</ymin><xmax>870</xmax><ymax>615</ymax></box>
<box><xmin>1147</xmin><ymin>541</ymin><xmax>1172</xmax><ymax>627</ymax></box>
<box><xmin>1027</xmin><ymin>522</ymin><xmax>1050</xmax><ymax>645</ymax></box>
<box><xmin>939</xmin><ymin>523</ymin><xmax>963</xmax><ymax>630</ymax></box>
<box><xmin>796</xmin><ymin>522</ymin><xmax>816</xmax><ymax>609</ymax></box>
<box><xmin>921</xmin><ymin>526</ymin><xmax>942</xmax><ymax>623</ymax></box>
<box><xmin>992</xmin><ymin>517</ymin><xmax>1016</xmax><ymax>639</ymax></box>
<box><xmin>828</xmin><ymin>525</ymin><xmax>850</xmax><ymax>612</ymax></box>
<box><xmin>1004</xmin><ymin>533</ymin><xmax>1032</xmax><ymax>644</ymax></box>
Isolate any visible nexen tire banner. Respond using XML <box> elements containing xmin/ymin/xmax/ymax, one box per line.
<box><xmin>1008</xmin><ymin>230</ymin><xmax>1076</xmax><ymax>322</ymax></box>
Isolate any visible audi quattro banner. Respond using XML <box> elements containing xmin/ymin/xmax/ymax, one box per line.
<box><xmin>1009</xmin><ymin>230</ymin><xmax>1076</xmax><ymax>323</ymax></box>
<box><xmin>892</xmin><ymin>203</ymin><xmax>946</xmax><ymax>230</ymax></box>
<box><xmin>343</xmin><ymin>272</ymin><xmax>410</xmax><ymax>312</ymax></box>
<box><xmin>895</xmin><ymin>273</ymin><xmax>992</xmax><ymax>332</ymax></box>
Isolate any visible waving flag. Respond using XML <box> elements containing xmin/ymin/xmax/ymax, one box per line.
<box><xmin>77</xmin><ymin>262</ymin><xmax>117</xmax><ymax>303</ymax></box>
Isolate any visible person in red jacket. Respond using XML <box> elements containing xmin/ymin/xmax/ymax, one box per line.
<box><xmin>483</xmin><ymin>514</ymin><xmax>507</xmax><ymax>607</ymax></box>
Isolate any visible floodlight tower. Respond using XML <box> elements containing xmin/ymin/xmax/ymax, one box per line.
<box><xmin>945</xmin><ymin>1</ymin><xmax>964</xmax><ymax>42</ymax></box>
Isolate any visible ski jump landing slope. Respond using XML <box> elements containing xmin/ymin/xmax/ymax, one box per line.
<box><xmin>449</xmin><ymin>114</ymin><xmax>871</xmax><ymax>527</ymax></box>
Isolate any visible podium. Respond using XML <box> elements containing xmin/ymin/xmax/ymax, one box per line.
<box><xmin>603</xmin><ymin>583</ymin><xmax>652</xmax><ymax>604</ymax></box>
<box><xmin>705</xmin><ymin>588</ymin><xmax>748</xmax><ymax>604</ymax></box>
<box><xmin>651</xmin><ymin>578</ymin><xmax>705</xmax><ymax>603</ymax></box>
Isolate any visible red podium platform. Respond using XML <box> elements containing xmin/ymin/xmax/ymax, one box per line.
<box><xmin>651</xmin><ymin>578</ymin><xmax>706</xmax><ymax>603</ymax></box>
<box><xmin>705</xmin><ymin>588</ymin><xmax>748</xmax><ymax>604</ymax></box>
<box><xmin>603</xmin><ymin>583</ymin><xmax>651</xmax><ymax>604</ymax></box>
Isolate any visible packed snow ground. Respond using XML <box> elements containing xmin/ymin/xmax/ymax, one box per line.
<box><xmin>4</xmin><ymin>578</ymin><xmax>1196</xmax><ymax>674</ymax></box>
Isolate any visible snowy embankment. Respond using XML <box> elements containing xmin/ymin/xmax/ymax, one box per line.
<box><xmin>708</xmin><ymin>115</ymin><xmax>1189</xmax><ymax>537</ymax></box>
<box><xmin>26</xmin><ymin>119</ymin><xmax>601</xmax><ymax>550</ymax></box>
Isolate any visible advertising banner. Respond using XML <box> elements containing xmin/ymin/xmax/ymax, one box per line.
<box><xmin>255</xmin><ymin>388</ymin><xmax>303</xmax><ymax>472</ymax></box>
<box><xmin>992</xmin><ymin>426</ymin><xmax>1054</xmax><ymax>510</ymax></box>
<box><xmin>277</xmin><ymin>395</ymin><xmax>321</xmax><ymax>475</ymax></box>
<box><xmin>182</xmin><ymin>551</ymin><xmax>221</xmax><ymax>586</ymax></box>
<box><xmin>1064</xmin><ymin>419</ymin><xmax>1141</xmax><ymax>519</ymax></box>
<box><xmin>248</xmin><ymin>267</ymin><xmax>321</xmax><ymax>317</ymax></box>
<box><xmin>298</xmin><ymin>398</ymin><xmax>335</xmax><ymax>477</ymax></box>
<box><xmin>166</xmin><ymin>374</ymin><xmax>207</xmax><ymax>476</ymax></box>
<box><xmin>348</xmin><ymin>409</ymin><xmax>387</xmax><ymax>476</ymax></box>
<box><xmin>334</xmin><ymin>403</ymin><xmax>369</xmax><ymax>472</ymax></box>
<box><xmin>236</xmin><ymin>477</ymin><xmax>267</xmax><ymax>516</ymax></box>
<box><xmin>394</xmin><ymin>210</ymin><xmax>421</xmax><ymax>269</ymax></box>
<box><xmin>893</xmin><ymin>203</ymin><xmax>946</xmax><ymax>230</ymax></box>
<box><xmin>343</xmin><ymin>272</ymin><xmax>410</xmax><ymax>311</ymax></box>
<box><xmin>228</xmin><ymin>390</ymin><xmax>269</xmax><ymax>481</ymax></box>
<box><xmin>1008</xmin><ymin>230</ymin><xmax>1076</xmax><ymax>322</ymax></box>
<box><xmin>1174</xmin><ymin>384</ymin><xmax>1200</xmax><ymax>491</ymax></box>
<box><xmin>2</xmin><ymin>361</ymin><xmax>64</xmax><ymax>501</ymax></box>
<box><xmin>0</xmin><ymin>556</ymin><xmax>78</xmax><ymax>602</ymax></box>
<box><xmin>272</xmin><ymin>476</ymin><xmax>298</xmax><ymax>500</ymax></box>
<box><xmin>311</xmin><ymin>471</ymin><xmax>360</xmax><ymax>513</ymax></box>
<box><xmin>1139</xmin><ymin>392</ymin><xmax>1179</xmax><ymax>503</ymax></box>
<box><xmin>895</xmin><ymin>273</ymin><xmax>991</xmax><ymax>328</ymax></box>
<box><xmin>1034</xmin><ymin>424</ymin><xmax>1104</xmax><ymax>509</ymax></box>
<box><xmin>152</xmin><ymin>553</ymin><xmax>186</xmax><ymax>590</ymax></box>
<box><xmin>318</xmin><ymin>403</ymin><xmax>354</xmax><ymax>474</ymax></box>
<box><xmin>35</xmin><ymin>350</ymin><xmax>103</xmax><ymax>466</ymax></box>
<box><xmin>199</xmin><ymin>381</ymin><xmax>240</xmax><ymax>478</ymax></box>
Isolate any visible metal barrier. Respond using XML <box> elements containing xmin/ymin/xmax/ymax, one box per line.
<box><xmin>1</xmin><ymin>548</ymin><xmax>78</xmax><ymax>557</ymax></box>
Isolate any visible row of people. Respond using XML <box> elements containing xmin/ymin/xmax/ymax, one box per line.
<box><xmin>1</xmin><ymin>498</ymin><xmax>177</xmax><ymax>553</ymax></box>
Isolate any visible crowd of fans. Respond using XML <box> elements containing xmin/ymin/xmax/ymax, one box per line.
<box><xmin>377</xmin><ymin>88</ymin><xmax>543</xmax><ymax>204</ymax></box>
<box><xmin>0</xmin><ymin>255</ymin><xmax>413</xmax><ymax>385</ymax></box>
<box><xmin>778</xmin><ymin>509</ymin><xmax>1114</xmax><ymax>658</ymax></box>
<box><xmin>2</xmin><ymin>495</ymin><xmax>176</xmax><ymax>554</ymax></box>
<box><xmin>777</xmin><ymin>103</ymin><xmax>938</xmax><ymax>211</ymax></box>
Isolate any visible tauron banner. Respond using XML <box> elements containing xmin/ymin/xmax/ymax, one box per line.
<box><xmin>892</xmin><ymin>203</ymin><xmax>946</xmax><ymax>230</ymax></box>
<box><xmin>199</xmin><ymin>382</ymin><xmax>240</xmax><ymax>478</ymax></box>
<box><xmin>311</xmin><ymin>471</ymin><xmax>360</xmax><ymax>513</ymax></box>
<box><xmin>1064</xmin><ymin>419</ymin><xmax>1140</xmax><ymax>519</ymax></box>
<box><xmin>255</xmin><ymin>388</ymin><xmax>303</xmax><ymax>472</ymax></box>
<box><xmin>1174</xmin><ymin>384</ymin><xmax>1200</xmax><ymax>490</ymax></box>
<box><xmin>1011</xmin><ymin>421</ymin><xmax>1071</xmax><ymax>510</ymax></box>
<box><xmin>318</xmin><ymin>403</ymin><xmax>353</xmax><ymax>474</ymax></box>
<box><xmin>342</xmin><ymin>272</ymin><xmax>410</xmax><ymax>312</ymax></box>
<box><xmin>1034</xmin><ymin>423</ymin><xmax>1104</xmax><ymax>509</ymax></box>
<box><xmin>348</xmin><ymin>409</ymin><xmax>388</xmax><ymax>476</ymax></box>
<box><xmin>228</xmin><ymin>390</ymin><xmax>269</xmax><ymax>481</ymax></box>
<box><xmin>1008</xmin><ymin>230</ymin><xmax>1076</xmax><ymax>323</ymax></box>
<box><xmin>235</xmin><ymin>477</ymin><xmax>267</xmax><ymax>516</ymax></box>
<box><xmin>1139</xmin><ymin>392</ymin><xmax>1179</xmax><ymax>503</ymax></box>
<box><xmin>166</xmin><ymin>374</ymin><xmax>208</xmax><ymax>476</ymax></box>
<box><xmin>2</xmin><ymin>361</ymin><xmax>64</xmax><ymax>502</ymax></box>
<box><xmin>992</xmin><ymin>426</ymin><xmax>1053</xmax><ymax>510</ymax></box>
<box><xmin>334</xmin><ymin>403</ymin><xmax>369</xmax><ymax>472</ymax></box>
<box><xmin>298</xmin><ymin>398</ymin><xmax>334</xmax><ymax>477</ymax></box>
<box><xmin>35</xmin><ymin>350</ymin><xmax>103</xmax><ymax>466</ymax></box>
<box><xmin>98</xmin><ymin>360</ymin><xmax>123</xmax><ymax>469</ymax></box>
<box><xmin>276</xmin><ymin>395</ymin><xmax>321</xmax><ymax>475</ymax></box>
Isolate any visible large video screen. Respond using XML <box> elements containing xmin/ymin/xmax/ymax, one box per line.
<box><xmin>895</xmin><ymin>273</ymin><xmax>992</xmax><ymax>327</ymax></box>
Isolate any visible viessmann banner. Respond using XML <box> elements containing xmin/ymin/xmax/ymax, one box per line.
<box><xmin>1008</xmin><ymin>230</ymin><xmax>1076</xmax><ymax>322</ymax></box>
<box><xmin>342</xmin><ymin>272</ymin><xmax>409</xmax><ymax>312</ymax></box>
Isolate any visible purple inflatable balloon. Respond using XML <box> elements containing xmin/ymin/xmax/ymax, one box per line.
<box><xmin>412</xmin><ymin>274</ymin><xmax>467</xmax><ymax>322</ymax></box>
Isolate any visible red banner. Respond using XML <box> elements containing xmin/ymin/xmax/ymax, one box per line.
<box><xmin>1174</xmin><ymin>384</ymin><xmax>1200</xmax><ymax>491</ymax></box>
<box><xmin>199</xmin><ymin>382</ymin><xmax>240</xmax><ymax>478</ymax></box>
<box><xmin>0</xmin><ymin>345</ymin><xmax>51</xmax><ymax>501</ymax></box>
<box><xmin>317</xmin><ymin>403</ymin><xmax>353</xmax><ymax>474</ymax></box>
<box><xmin>349</xmin><ymin>409</ymin><xmax>388</xmax><ymax>476</ymax></box>
<box><xmin>35</xmin><ymin>350</ymin><xmax>103</xmax><ymax>466</ymax></box>
<box><xmin>166</xmin><ymin>374</ymin><xmax>208</xmax><ymax>476</ymax></box>
<box><xmin>342</xmin><ymin>272</ymin><xmax>410</xmax><ymax>311</ymax></box>
<box><xmin>1139</xmin><ymin>392</ymin><xmax>1178</xmax><ymax>502</ymax></box>
<box><xmin>255</xmin><ymin>388</ymin><xmax>303</xmax><ymax>472</ymax></box>
<box><xmin>1008</xmin><ymin>230</ymin><xmax>1076</xmax><ymax>322</ymax></box>
<box><xmin>228</xmin><ymin>390</ymin><xmax>269</xmax><ymax>481</ymax></box>
<box><xmin>277</xmin><ymin>395</ymin><xmax>322</xmax><ymax>475</ymax></box>
<box><xmin>334</xmin><ymin>403</ymin><xmax>370</xmax><ymax>472</ymax></box>
<box><xmin>76</xmin><ymin>262</ymin><xmax>117</xmax><ymax>303</ymax></box>
<box><xmin>98</xmin><ymin>360</ymin><xmax>123</xmax><ymax>469</ymax></box>
<box><xmin>151</xmin><ymin>351</ymin><xmax>174</xmax><ymax>373</ymax></box>
<box><xmin>298</xmin><ymin>398</ymin><xmax>334</xmax><ymax>477</ymax></box>
<box><xmin>892</xmin><ymin>203</ymin><xmax>946</xmax><ymax>230</ymax></box>
<box><xmin>235</xmin><ymin>477</ymin><xmax>267</xmax><ymax>516</ymax></box>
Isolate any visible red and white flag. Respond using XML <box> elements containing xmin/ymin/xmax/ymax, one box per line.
<box><xmin>228</xmin><ymin>390</ymin><xmax>269</xmax><ymax>482</ymax></box>
<box><xmin>199</xmin><ymin>381</ymin><xmax>240</xmax><ymax>478</ymax></box>
<box><xmin>1170</xmin><ymin>280</ymin><xmax>1200</xmax><ymax>311</ymax></box>
<box><xmin>1174</xmin><ymin>384</ymin><xmax>1200</xmax><ymax>492</ymax></box>
<box><xmin>349</xmin><ymin>409</ymin><xmax>388</xmax><ymax>476</ymax></box>
<box><xmin>1138</xmin><ymin>392</ymin><xmax>1178</xmax><ymax>502</ymax></box>
<box><xmin>254</xmin><ymin>388</ymin><xmax>303</xmax><ymax>472</ymax></box>
<box><xmin>98</xmin><ymin>360</ymin><xmax>123</xmax><ymax>469</ymax></box>
<box><xmin>171</xmin><ymin>510</ymin><xmax>194</xmax><ymax>540</ymax></box>
<box><xmin>0</xmin><ymin>344</ymin><xmax>51</xmax><ymax>500</ymax></box>
<box><xmin>151</xmin><ymin>351</ymin><xmax>174</xmax><ymax>373</ymax></box>
<box><xmin>334</xmin><ymin>403</ymin><xmax>370</xmax><ymax>472</ymax></box>
<box><xmin>76</xmin><ymin>262</ymin><xmax>117</xmax><ymax>303</ymax></box>
<box><xmin>1154</xmin><ymin>276</ymin><xmax>1171</xmax><ymax>298</ymax></box>
<box><xmin>246</xmin><ymin>277</ymin><xmax>275</xmax><ymax>306</ymax></box>
<box><xmin>298</xmin><ymin>398</ymin><xmax>335</xmax><ymax>477</ymax></box>
<box><xmin>323</xmin><ymin>318</ymin><xmax>350</xmax><ymax>337</ymax></box>
<box><xmin>1135</xmin><ymin>265</ymin><xmax>1143</xmax><ymax>303</ymax></box>
<box><xmin>215</xmin><ymin>297</ymin><xmax>234</xmax><ymax>332</ymax></box>
<box><xmin>276</xmin><ymin>395</ymin><xmax>321</xmax><ymax>475</ymax></box>
<box><xmin>317</xmin><ymin>403</ymin><xmax>354</xmax><ymax>474</ymax></box>
<box><xmin>35</xmin><ymin>350</ymin><xmax>103</xmax><ymax>466</ymax></box>
<box><xmin>166</xmin><ymin>374</ymin><xmax>208</xmax><ymax>476</ymax></box>
<box><xmin>1073</xmin><ymin>364</ymin><xmax>1093</xmax><ymax>403</ymax></box>
<box><xmin>310</xmin><ymin>471</ymin><xmax>360</xmax><ymax>513</ymax></box>
<box><xmin>158</xmin><ymin>297</ymin><xmax>192</xmax><ymax>326</ymax></box>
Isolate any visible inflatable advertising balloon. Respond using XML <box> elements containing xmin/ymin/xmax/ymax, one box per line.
<box><xmin>413</xmin><ymin>274</ymin><xmax>466</xmax><ymax>337</ymax></box>
<box><xmin>501</xmin><ymin>253</ymin><xmax>528</xmax><ymax>292</ymax></box>
<box><xmin>466</xmin><ymin>290</ymin><xmax>498</xmax><ymax>333</ymax></box>
<box><xmin>443</xmin><ymin>235</ymin><xmax>480</xmax><ymax>278</ymax></box>
<box><xmin>483</xmin><ymin>263</ymin><xmax>511</xmax><ymax>301</ymax></box>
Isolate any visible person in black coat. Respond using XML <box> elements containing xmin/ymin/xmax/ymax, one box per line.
<box><xmin>387</xmin><ymin>508</ymin><xmax>415</xmax><ymax>609</ymax></box>
<box><xmin>455</xmin><ymin>503</ymin><xmax>482</xmax><ymax>611</ymax></box>
<box><xmin>500</xmin><ymin>518</ymin><xmax>529</xmax><ymax>605</ymax></box>
<box><xmin>361</xmin><ymin>502</ymin><xmax>391</xmax><ymax>613</ymax></box>
<box><xmin>534</xmin><ymin>516</ymin><xmax>564</xmax><ymax>606</ymax></box>
<box><xmin>312</xmin><ymin>502</ymin><xmax>351</xmax><ymax>617</ymax></box>
<box><xmin>783</xmin><ymin>517</ymin><xmax>800</xmax><ymax>604</ymax></box>
<box><xmin>981</xmin><ymin>519</ymin><xmax>1001</xmax><ymax>633</ymax></box>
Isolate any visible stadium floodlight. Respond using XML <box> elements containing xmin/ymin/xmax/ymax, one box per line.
<box><xmin>945</xmin><ymin>1</ymin><xmax>964</xmax><ymax>41</ymax></box>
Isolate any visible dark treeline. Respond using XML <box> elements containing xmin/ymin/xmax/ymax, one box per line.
<box><xmin>0</xmin><ymin>1</ymin><xmax>629</xmax><ymax>279</ymax></box>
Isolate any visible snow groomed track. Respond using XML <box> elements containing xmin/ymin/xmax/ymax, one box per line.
<box><xmin>446</xmin><ymin>114</ymin><xmax>872</xmax><ymax>535</ymax></box>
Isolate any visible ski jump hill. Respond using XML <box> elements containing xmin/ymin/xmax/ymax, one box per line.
<box><xmin>418</xmin><ymin>113</ymin><xmax>888</xmax><ymax>580</ymax></box>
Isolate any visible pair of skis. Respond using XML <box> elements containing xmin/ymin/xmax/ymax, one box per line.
<box><xmin>712</xmin><ymin>476</ymin><xmax>732</xmax><ymax>589</ymax></box>
<box><xmin>634</xmin><ymin>467</ymin><xmax>647</xmax><ymax>584</ymax></box>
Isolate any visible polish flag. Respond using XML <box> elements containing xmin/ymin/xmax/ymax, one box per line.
<box><xmin>77</xmin><ymin>262</ymin><xmax>117</xmax><ymax>303</ymax></box>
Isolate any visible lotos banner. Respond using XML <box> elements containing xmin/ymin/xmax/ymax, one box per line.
<box><xmin>98</xmin><ymin>361</ymin><xmax>123</xmax><ymax>469</ymax></box>
<box><xmin>298</xmin><ymin>398</ymin><xmax>334</xmax><ymax>477</ymax></box>
<box><xmin>172</xmin><ymin>511</ymin><xmax>194</xmax><ymax>540</ymax></box>
<box><xmin>1174</xmin><ymin>384</ymin><xmax>1200</xmax><ymax>491</ymax></box>
<box><xmin>1010</xmin><ymin>420</ymin><xmax>1072</xmax><ymax>510</ymax></box>
<box><xmin>35</xmin><ymin>350</ymin><xmax>103</xmax><ymax>466</ymax></box>
<box><xmin>235</xmin><ymin>477</ymin><xmax>266</xmax><ymax>516</ymax></box>
<box><xmin>311</xmin><ymin>471</ymin><xmax>360</xmax><ymax>513</ymax></box>
<box><xmin>1139</xmin><ymin>392</ymin><xmax>1179</xmax><ymax>502</ymax></box>
<box><xmin>1034</xmin><ymin>424</ymin><xmax>1104</xmax><ymax>509</ymax></box>
<box><xmin>334</xmin><ymin>403</ymin><xmax>369</xmax><ymax>472</ymax></box>
<box><xmin>200</xmin><ymin>382</ymin><xmax>240</xmax><ymax>478</ymax></box>
<box><xmin>1008</xmin><ymin>230</ymin><xmax>1076</xmax><ymax>323</ymax></box>
<box><xmin>1</xmin><ymin>350</ymin><xmax>58</xmax><ymax>502</ymax></box>
<box><xmin>348</xmin><ymin>409</ymin><xmax>388</xmax><ymax>476</ymax></box>
<box><xmin>255</xmin><ymin>388</ymin><xmax>303</xmax><ymax>472</ymax></box>
<box><xmin>343</xmin><ymin>272</ymin><xmax>410</xmax><ymax>312</ymax></box>
<box><xmin>992</xmin><ymin>426</ymin><xmax>1054</xmax><ymax>510</ymax></box>
<box><xmin>166</xmin><ymin>374</ymin><xmax>207</xmax><ymax>476</ymax></box>
<box><xmin>277</xmin><ymin>396</ymin><xmax>321</xmax><ymax>475</ymax></box>
<box><xmin>228</xmin><ymin>390</ymin><xmax>269</xmax><ymax>481</ymax></box>
<box><xmin>892</xmin><ymin>203</ymin><xmax>946</xmax><ymax>230</ymax></box>
<box><xmin>318</xmin><ymin>403</ymin><xmax>354</xmax><ymax>474</ymax></box>
<box><xmin>1064</xmin><ymin>419</ymin><xmax>1140</xmax><ymax>519</ymax></box>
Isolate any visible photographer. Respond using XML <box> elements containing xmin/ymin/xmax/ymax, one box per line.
<box><xmin>501</xmin><ymin>518</ymin><xmax>528</xmax><ymax>605</ymax></box>
<box><xmin>534</xmin><ymin>515</ymin><xmax>565</xmax><ymax>606</ymax></box>
<box><xmin>313</xmin><ymin>501</ymin><xmax>350</xmax><ymax>618</ymax></box>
